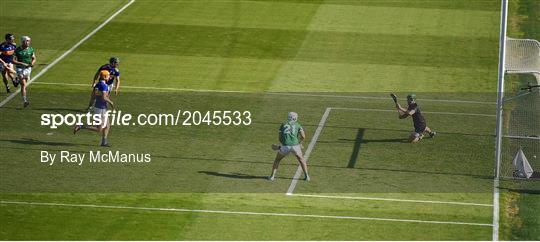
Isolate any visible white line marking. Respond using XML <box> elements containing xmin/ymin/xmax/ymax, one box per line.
<box><xmin>286</xmin><ymin>107</ymin><xmax>332</xmax><ymax>195</ymax></box>
<box><xmin>331</xmin><ymin>107</ymin><xmax>496</xmax><ymax>118</ymax></box>
<box><xmin>503</xmin><ymin>135</ymin><xmax>540</xmax><ymax>140</ymax></box>
<box><xmin>493</xmin><ymin>177</ymin><xmax>500</xmax><ymax>240</ymax></box>
<box><xmin>0</xmin><ymin>200</ymin><xmax>492</xmax><ymax>227</ymax></box>
<box><xmin>28</xmin><ymin>82</ymin><xmax>495</xmax><ymax>105</ymax></box>
<box><xmin>289</xmin><ymin>194</ymin><xmax>493</xmax><ymax>207</ymax></box>
<box><xmin>0</xmin><ymin>0</ymin><xmax>136</xmax><ymax>108</ymax></box>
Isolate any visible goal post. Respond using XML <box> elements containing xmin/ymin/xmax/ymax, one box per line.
<box><xmin>505</xmin><ymin>37</ymin><xmax>540</xmax><ymax>83</ymax></box>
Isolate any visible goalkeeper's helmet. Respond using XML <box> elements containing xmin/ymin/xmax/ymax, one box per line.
<box><xmin>407</xmin><ymin>93</ymin><xmax>416</xmax><ymax>102</ymax></box>
<box><xmin>288</xmin><ymin>112</ymin><xmax>298</xmax><ymax>122</ymax></box>
<box><xmin>109</xmin><ymin>57</ymin><xmax>120</xmax><ymax>65</ymax></box>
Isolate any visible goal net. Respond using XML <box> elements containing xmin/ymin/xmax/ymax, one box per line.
<box><xmin>505</xmin><ymin>38</ymin><xmax>540</xmax><ymax>82</ymax></box>
<box><xmin>500</xmin><ymin>38</ymin><xmax>540</xmax><ymax>179</ymax></box>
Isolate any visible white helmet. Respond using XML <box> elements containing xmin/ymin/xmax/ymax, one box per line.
<box><xmin>287</xmin><ymin>112</ymin><xmax>298</xmax><ymax>122</ymax></box>
<box><xmin>21</xmin><ymin>36</ymin><xmax>31</xmax><ymax>43</ymax></box>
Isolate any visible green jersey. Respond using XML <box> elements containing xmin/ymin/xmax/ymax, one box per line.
<box><xmin>15</xmin><ymin>46</ymin><xmax>34</xmax><ymax>67</ymax></box>
<box><xmin>279</xmin><ymin>121</ymin><xmax>303</xmax><ymax>146</ymax></box>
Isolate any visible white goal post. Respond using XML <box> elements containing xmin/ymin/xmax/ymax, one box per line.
<box><xmin>505</xmin><ymin>37</ymin><xmax>540</xmax><ymax>82</ymax></box>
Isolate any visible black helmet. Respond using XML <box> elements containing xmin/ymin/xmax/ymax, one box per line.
<box><xmin>109</xmin><ymin>57</ymin><xmax>120</xmax><ymax>65</ymax></box>
<box><xmin>5</xmin><ymin>33</ymin><xmax>14</xmax><ymax>41</ymax></box>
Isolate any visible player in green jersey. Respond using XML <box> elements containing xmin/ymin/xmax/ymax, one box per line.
<box><xmin>13</xmin><ymin>36</ymin><xmax>35</xmax><ymax>107</ymax></box>
<box><xmin>268</xmin><ymin>112</ymin><xmax>310</xmax><ymax>181</ymax></box>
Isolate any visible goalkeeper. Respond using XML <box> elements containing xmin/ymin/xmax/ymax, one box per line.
<box><xmin>391</xmin><ymin>93</ymin><xmax>436</xmax><ymax>143</ymax></box>
<box><xmin>268</xmin><ymin>112</ymin><xmax>310</xmax><ymax>181</ymax></box>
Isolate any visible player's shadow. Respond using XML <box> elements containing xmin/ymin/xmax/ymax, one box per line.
<box><xmin>33</xmin><ymin>107</ymin><xmax>85</xmax><ymax>113</ymax></box>
<box><xmin>336</xmin><ymin>138</ymin><xmax>407</xmax><ymax>143</ymax></box>
<box><xmin>504</xmin><ymin>188</ymin><xmax>540</xmax><ymax>194</ymax></box>
<box><xmin>157</xmin><ymin>155</ymin><xmax>490</xmax><ymax>180</ymax></box>
<box><xmin>198</xmin><ymin>171</ymin><xmax>268</xmax><ymax>180</ymax></box>
<box><xmin>1</xmin><ymin>138</ymin><xmax>76</xmax><ymax>146</ymax></box>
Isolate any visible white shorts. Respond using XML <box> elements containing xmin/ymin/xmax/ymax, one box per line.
<box><xmin>279</xmin><ymin>144</ymin><xmax>303</xmax><ymax>157</ymax></box>
<box><xmin>16</xmin><ymin>66</ymin><xmax>32</xmax><ymax>80</ymax></box>
<box><xmin>94</xmin><ymin>107</ymin><xmax>109</xmax><ymax>128</ymax></box>
<box><xmin>107</xmin><ymin>83</ymin><xmax>114</xmax><ymax>91</ymax></box>
<box><xmin>0</xmin><ymin>63</ymin><xmax>15</xmax><ymax>73</ymax></box>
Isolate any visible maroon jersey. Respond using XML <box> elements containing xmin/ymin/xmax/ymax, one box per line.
<box><xmin>408</xmin><ymin>103</ymin><xmax>426</xmax><ymax>132</ymax></box>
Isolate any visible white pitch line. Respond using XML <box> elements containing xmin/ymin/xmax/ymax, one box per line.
<box><xmin>289</xmin><ymin>194</ymin><xmax>493</xmax><ymax>207</ymax></box>
<box><xmin>28</xmin><ymin>82</ymin><xmax>495</xmax><ymax>105</ymax></box>
<box><xmin>286</xmin><ymin>107</ymin><xmax>332</xmax><ymax>195</ymax></box>
<box><xmin>503</xmin><ymin>135</ymin><xmax>540</xmax><ymax>140</ymax></box>
<box><xmin>0</xmin><ymin>200</ymin><xmax>492</xmax><ymax>227</ymax></box>
<box><xmin>331</xmin><ymin>107</ymin><xmax>496</xmax><ymax>118</ymax></box>
<box><xmin>0</xmin><ymin>0</ymin><xmax>136</xmax><ymax>108</ymax></box>
<box><xmin>492</xmin><ymin>176</ymin><xmax>500</xmax><ymax>241</ymax></box>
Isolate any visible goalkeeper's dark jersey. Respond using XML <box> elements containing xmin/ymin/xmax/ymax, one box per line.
<box><xmin>407</xmin><ymin>103</ymin><xmax>426</xmax><ymax>132</ymax></box>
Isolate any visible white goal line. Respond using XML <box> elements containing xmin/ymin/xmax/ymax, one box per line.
<box><xmin>502</xmin><ymin>135</ymin><xmax>540</xmax><ymax>140</ymax></box>
<box><xmin>288</xmin><ymin>194</ymin><xmax>493</xmax><ymax>207</ymax></box>
<box><xmin>0</xmin><ymin>200</ymin><xmax>493</xmax><ymax>227</ymax></box>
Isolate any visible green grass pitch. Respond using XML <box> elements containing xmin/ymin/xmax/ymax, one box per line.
<box><xmin>0</xmin><ymin>0</ymin><xmax>538</xmax><ymax>240</ymax></box>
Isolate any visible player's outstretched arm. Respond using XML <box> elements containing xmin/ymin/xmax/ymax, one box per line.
<box><xmin>92</xmin><ymin>70</ymin><xmax>100</xmax><ymax>87</ymax></box>
<box><xmin>299</xmin><ymin>129</ymin><xmax>306</xmax><ymax>149</ymax></box>
<box><xmin>103</xmin><ymin>92</ymin><xmax>114</xmax><ymax>110</ymax></box>
<box><xmin>12</xmin><ymin>56</ymin><xmax>27</xmax><ymax>67</ymax></box>
<box><xmin>395</xmin><ymin>103</ymin><xmax>408</xmax><ymax>119</ymax></box>
<box><xmin>114</xmin><ymin>76</ymin><xmax>120</xmax><ymax>95</ymax></box>
<box><xmin>30</xmin><ymin>53</ymin><xmax>36</xmax><ymax>67</ymax></box>
<box><xmin>87</xmin><ymin>89</ymin><xmax>97</xmax><ymax>110</ymax></box>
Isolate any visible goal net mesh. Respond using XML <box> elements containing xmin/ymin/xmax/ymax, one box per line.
<box><xmin>500</xmin><ymin>38</ymin><xmax>540</xmax><ymax>179</ymax></box>
<box><xmin>505</xmin><ymin>38</ymin><xmax>540</xmax><ymax>82</ymax></box>
<box><xmin>500</xmin><ymin>81</ymin><xmax>540</xmax><ymax>179</ymax></box>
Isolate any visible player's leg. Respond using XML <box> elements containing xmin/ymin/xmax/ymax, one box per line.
<box><xmin>100</xmin><ymin>120</ymin><xmax>111</xmax><ymax>147</ymax></box>
<box><xmin>1</xmin><ymin>67</ymin><xmax>10</xmax><ymax>93</ymax></box>
<box><xmin>74</xmin><ymin>124</ymin><xmax>100</xmax><ymax>133</ymax></box>
<box><xmin>4</xmin><ymin>64</ymin><xmax>15</xmax><ymax>81</ymax></box>
<box><xmin>424</xmin><ymin>126</ymin><xmax>437</xmax><ymax>138</ymax></box>
<box><xmin>269</xmin><ymin>152</ymin><xmax>286</xmax><ymax>181</ymax></box>
<box><xmin>293</xmin><ymin>145</ymin><xmax>310</xmax><ymax>181</ymax></box>
<box><xmin>73</xmin><ymin>108</ymin><xmax>105</xmax><ymax>134</ymax></box>
<box><xmin>17</xmin><ymin>67</ymin><xmax>30</xmax><ymax>107</ymax></box>
<box><xmin>20</xmin><ymin>77</ymin><xmax>29</xmax><ymax>107</ymax></box>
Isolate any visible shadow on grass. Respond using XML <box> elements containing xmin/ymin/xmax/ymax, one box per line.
<box><xmin>336</xmin><ymin>138</ymin><xmax>407</xmax><ymax>143</ymax></box>
<box><xmin>32</xmin><ymin>107</ymin><xmax>85</xmax><ymax>113</ymax></box>
<box><xmin>254</xmin><ymin>121</ymin><xmax>494</xmax><ymax>138</ymax></box>
<box><xmin>198</xmin><ymin>171</ymin><xmax>268</xmax><ymax>180</ymax></box>
<box><xmin>155</xmin><ymin>155</ymin><xmax>492</xmax><ymax>180</ymax></box>
<box><xmin>1</xmin><ymin>138</ymin><xmax>77</xmax><ymax>146</ymax></box>
<box><xmin>506</xmin><ymin>188</ymin><xmax>540</xmax><ymax>194</ymax></box>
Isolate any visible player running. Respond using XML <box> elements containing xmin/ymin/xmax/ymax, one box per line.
<box><xmin>12</xmin><ymin>36</ymin><xmax>35</xmax><ymax>107</ymax></box>
<box><xmin>0</xmin><ymin>34</ymin><xmax>17</xmax><ymax>93</ymax></box>
<box><xmin>75</xmin><ymin>70</ymin><xmax>115</xmax><ymax>147</ymax></box>
<box><xmin>87</xmin><ymin>57</ymin><xmax>121</xmax><ymax>110</ymax></box>
<box><xmin>268</xmin><ymin>112</ymin><xmax>310</xmax><ymax>181</ymax></box>
<box><xmin>392</xmin><ymin>93</ymin><xmax>436</xmax><ymax>143</ymax></box>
